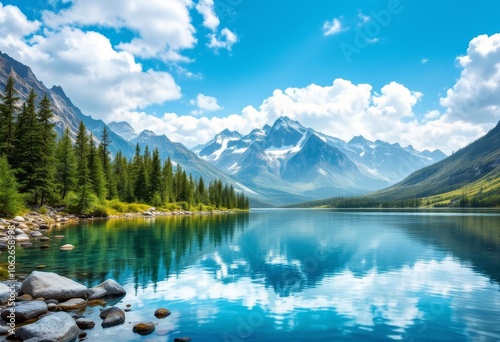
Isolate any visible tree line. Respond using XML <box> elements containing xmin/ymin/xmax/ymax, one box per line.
<box><xmin>0</xmin><ymin>76</ymin><xmax>249</xmax><ymax>216</ymax></box>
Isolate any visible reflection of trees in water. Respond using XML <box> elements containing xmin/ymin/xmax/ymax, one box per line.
<box><xmin>399</xmin><ymin>214</ymin><xmax>500</xmax><ymax>285</ymax></box>
<box><xmin>13</xmin><ymin>214</ymin><xmax>249</xmax><ymax>289</ymax></box>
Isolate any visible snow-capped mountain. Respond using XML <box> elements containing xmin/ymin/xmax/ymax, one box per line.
<box><xmin>108</xmin><ymin>121</ymin><xmax>139</xmax><ymax>141</ymax></box>
<box><xmin>194</xmin><ymin>117</ymin><xmax>446</xmax><ymax>204</ymax></box>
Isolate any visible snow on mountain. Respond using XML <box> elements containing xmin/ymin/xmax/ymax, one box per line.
<box><xmin>194</xmin><ymin>116</ymin><xmax>447</xmax><ymax>204</ymax></box>
<box><xmin>108</xmin><ymin>121</ymin><xmax>139</xmax><ymax>141</ymax></box>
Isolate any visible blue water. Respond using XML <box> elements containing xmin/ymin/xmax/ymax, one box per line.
<box><xmin>10</xmin><ymin>209</ymin><xmax>500</xmax><ymax>341</ymax></box>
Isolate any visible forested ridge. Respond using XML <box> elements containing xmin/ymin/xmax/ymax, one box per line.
<box><xmin>0</xmin><ymin>76</ymin><xmax>249</xmax><ymax>216</ymax></box>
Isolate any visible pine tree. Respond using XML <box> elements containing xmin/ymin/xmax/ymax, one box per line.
<box><xmin>98</xmin><ymin>126</ymin><xmax>116</xmax><ymax>199</ymax></box>
<box><xmin>113</xmin><ymin>151</ymin><xmax>134</xmax><ymax>202</ymax></box>
<box><xmin>148</xmin><ymin>147</ymin><xmax>162</xmax><ymax>205</ymax></box>
<box><xmin>55</xmin><ymin>127</ymin><xmax>77</xmax><ymax>200</ymax></box>
<box><xmin>161</xmin><ymin>157</ymin><xmax>173</xmax><ymax>203</ymax></box>
<box><xmin>88</xmin><ymin>134</ymin><xmax>106</xmax><ymax>200</ymax></box>
<box><xmin>0</xmin><ymin>76</ymin><xmax>19</xmax><ymax>163</ymax></box>
<box><xmin>15</xmin><ymin>89</ymin><xmax>42</xmax><ymax>203</ymax></box>
<box><xmin>36</xmin><ymin>94</ymin><xmax>57</xmax><ymax>206</ymax></box>
<box><xmin>74</xmin><ymin>121</ymin><xmax>92</xmax><ymax>210</ymax></box>
<box><xmin>0</xmin><ymin>155</ymin><xmax>24</xmax><ymax>216</ymax></box>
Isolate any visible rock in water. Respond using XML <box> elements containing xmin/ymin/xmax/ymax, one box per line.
<box><xmin>21</xmin><ymin>271</ymin><xmax>87</xmax><ymax>300</ymax></box>
<box><xmin>93</xmin><ymin>279</ymin><xmax>126</xmax><ymax>296</ymax></box>
<box><xmin>100</xmin><ymin>307</ymin><xmax>125</xmax><ymax>328</ymax></box>
<box><xmin>133</xmin><ymin>322</ymin><xmax>155</xmax><ymax>335</ymax></box>
<box><xmin>154</xmin><ymin>308</ymin><xmax>171</xmax><ymax>318</ymax></box>
<box><xmin>60</xmin><ymin>244</ymin><xmax>74</xmax><ymax>250</ymax></box>
<box><xmin>0</xmin><ymin>300</ymin><xmax>48</xmax><ymax>322</ymax></box>
<box><xmin>76</xmin><ymin>318</ymin><xmax>96</xmax><ymax>330</ymax></box>
<box><xmin>174</xmin><ymin>338</ymin><xmax>192</xmax><ymax>342</ymax></box>
<box><xmin>58</xmin><ymin>298</ymin><xmax>87</xmax><ymax>311</ymax></box>
<box><xmin>87</xmin><ymin>287</ymin><xmax>107</xmax><ymax>300</ymax></box>
<box><xmin>15</xmin><ymin>312</ymin><xmax>79</xmax><ymax>342</ymax></box>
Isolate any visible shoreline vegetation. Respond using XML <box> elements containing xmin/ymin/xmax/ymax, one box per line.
<box><xmin>0</xmin><ymin>77</ymin><xmax>250</xmax><ymax>219</ymax></box>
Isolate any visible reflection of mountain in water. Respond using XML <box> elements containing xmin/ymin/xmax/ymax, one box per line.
<box><xmin>198</xmin><ymin>210</ymin><xmax>500</xmax><ymax>297</ymax></box>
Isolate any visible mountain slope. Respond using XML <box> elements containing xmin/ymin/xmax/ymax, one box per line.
<box><xmin>195</xmin><ymin>116</ymin><xmax>446</xmax><ymax>204</ymax></box>
<box><xmin>108</xmin><ymin>121</ymin><xmax>139</xmax><ymax>141</ymax></box>
<box><xmin>373</xmin><ymin>121</ymin><xmax>500</xmax><ymax>200</ymax></box>
<box><xmin>0</xmin><ymin>51</ymin><xmax>134</xmax><ymax>157</ymax></box>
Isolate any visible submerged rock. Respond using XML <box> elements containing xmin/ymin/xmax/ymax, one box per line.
<box><xmin>133</xmin><ymin>322</ymin><xmax>155</xmax><ymax>336</ymax></box>
<box><xmin>15</xmin><ymin>312</ymin><xmax>79</xmax><ymax>342</ymax></box>
<box><xmin>21</xmin><ymin>271</ymin><xmax>88</xmax><ymax>300</ymax></box>
<box><xmin>76</xmin><ymin>317</ymin><xmax>96</xmax><ymax>330</ymax></box>
<box><xmin>174</xmin><ymin>337</ymin><xmax>192</xmax><ymax>342</ymax></box>
<box><xmin>154</xmin><ymin>308</ymin><xmax>171</xmax><ymax>319</ymax></box>
<box><xmin>60</xmin><ymin>244</ymin><xmax>74</xmax><ymax>250</ymax></box>
<box><xmin>100</xmin><ymin>307</ymin><xmax>125</xmax><ymax>328</ymax></box>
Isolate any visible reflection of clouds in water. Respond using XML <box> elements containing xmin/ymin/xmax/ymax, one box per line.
<box><xmin>123</xmin><ymin>255</ymin><xmax>498</xmax><ymax>339</ymax></box>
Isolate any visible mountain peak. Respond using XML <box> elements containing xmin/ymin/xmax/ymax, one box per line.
<box><xmin>108</xmin><ymin>121</ymin><xmax>139</xmax><ymax>141</ymax></box>
<box><xmin>348</xmin><ymin>135</ymin><xmax>370</xmax><ymax>145</ymax></box>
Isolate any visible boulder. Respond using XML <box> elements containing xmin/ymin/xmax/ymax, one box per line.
<box><xmin>58</xmin><ymin>298</ymin><xmax>87</xmax><ymax>311</ymax></box>
<box><xmin>0</xmin><ymin>300</ymin><xmax>48</xmax><ymax>323</ymax></box>
<box><xmin>93</xmin><ymin>279</ymin><xmax>126</xmax><ymax>296</ymax></box>
<box><xmin>154</xmin><ymin>308</ymin><xmax>171</xmax><ymax>319</ymax></box>
<box><xmin>87</xmin><ymin>287</ymin><xmax>107</xmax><ymax>300</ymax></box>
<box><xmin>21</xmin><ymin>271</ymin><xmax>88</xmax><ymax>300</ymax></box>
<box><xmin>0</xmin><ymin>283</ymin><xmax>13</xmax><ymax>304</ymax></box>
<box><xmin>76</xmin><ymin>318</ymin><xmax>95</xmax><ymax>330</ymax></box>
<box><xmin>133</xmin><ymin>322</ymin><xmax>155</xmax><ymax>336</ymax></box>
<box><xmin>100</xmin><ymin>307</ymin><xmax>125</xmax><ymax>328</ymax></box>
<box><xmin>12</xmin><ymin>216</ymin><xmax>25</xmax><ymax>222</ymax></box>
<box><xmin>0</xmin><ymin>326</ymin><xmax>10</xmax><ymax>335</ymax></box>
<box><xmin>15</xmin><ymin>312</ymin><xmax>80</xmax><ymax>342</ymax></box>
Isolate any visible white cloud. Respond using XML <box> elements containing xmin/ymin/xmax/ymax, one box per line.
<box><xmin>358</xmin><ymin>13</ymin><xmax>370</xmax><ymax>24</ymax></box>
<box><xmin>0</xmin><ymin>26</ymin><xmax>181</xmax><ymax>119</ymax></box>
<box><xmin>440</xmin><ymin>33</ymin><xmax>500</xmax><ymax>125</ymax></box>
<box><xmin>422</xmin><ymin>58</ymin><xmax>429</xmax><ymax>64</ymax></box>
<box><xmin>42</xmin><ymin>0</ymin><xmax>197</xmax><ymax>61</ymax></box>
<box><xmin>323</xmin><ymin>18</ymin><xmax>344</xmax><ymax>36</ymax></box>
<box><xmin>208</xmin><ymin>27</ymin><xmax>238</xmax><ymax>51</ymax></box>
<box><xmin>190</xmin><ymin>93</ymin><xmax>222</xmax><ymax>115</ymax></box>
<box><xmin>195</xmin><ymin>0</ymin><xmax>220</xmax><ymax>31</ymax></box>
<box><xmin>0</xmin><ymin>3</ymin><xmax>40</xmax><ymax>37</ymax></box>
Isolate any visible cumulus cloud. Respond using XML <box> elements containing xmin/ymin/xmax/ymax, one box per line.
<box><xmin>207</xmin><ymin>27</ymin><xmax>238</xmax><ymax>51</ymax></box>
<box><xmin>196</xmin><ymin>0</ymin><xmax>220</xmax><ymax>31</ymax></box>
<box><xmin>440</xmin><ymin>33</ymin><xmax>500</xmax><ymax>125</ymax></box>
<box><xmin>323</xmin><ymin>18</ymin><xmax>344</xmax><ymax>36</ymax></box>
<box><xmin>0</xmin><ymin>25</ymin><xmax>181</xmax><ymax>119</ymax></box>
<box><xmin>190</xmin><ymin>93</ymin><xmax>222</xmax><ymax>115</ymax></box>
<box><xmin>42</xmin><ymin>0</ymin><xmax>196</xmax><ymax>62</ymax></box>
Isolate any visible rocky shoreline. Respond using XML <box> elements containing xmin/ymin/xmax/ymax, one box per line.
<box><xmin>0</xmin><ymin>271</ymin><xmax>189</xmax><ymax>341</ymax></box>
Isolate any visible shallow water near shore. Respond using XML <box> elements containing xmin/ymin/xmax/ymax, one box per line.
<box><xmin>9</xmin><ymin>209</ymin><xmax>500</xmax><ymax>341</ymax></box>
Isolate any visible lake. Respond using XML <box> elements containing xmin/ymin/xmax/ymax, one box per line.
<box><xmin>11</xmin><ymin>209</ymin><xmax>500</xmax><ymax>341</ymax></box>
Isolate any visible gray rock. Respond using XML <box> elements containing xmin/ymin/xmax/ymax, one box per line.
<box><xmin>0</xmin><ymin>300</ymin><xmax>48</xmax><ymax>322</ymax></box>
<box><xmin>14</xmin><ymin>228</ymin><xmax>24</xmax><ymax>235</ymax></box>
<box><xmin>87</xmin><ymin>287</ymin><xmax>107</xmax><ymax>300</ymax></box>
<box><xmin>21</xmin><ymin>271</ymin><xmax>88</xmax><ymax>300</ymax></box>
<box><xmin>0</xmin><ymin>283</ymin><xmax>14</xmax><ymax>304</ymax></box>
<box><xmin>0</xmin><ymin>325</ymin><xmax>11</xmax><ymax>335</ymax></box>
<box><xmin>100</xmin><ymin>307</ymin><xmax>125</xmax><ymax>328</ymax></box>
<box><xmin>93</xmin><ymin>279</ymin><xmax>126</xmax><ymax>296</ymax></box>
<box><xmin>47</xmin><ymin>303</ymin><xmax>58</xmax><ymax>311</ymax></box>
<box><xmin>15</xmin><ymin>312</ymin><xmax>80</xmax><ymax>342</ymax></box>
<box><xmin>58</xmin><ymin>298</ymin><xmax>87</xmax><ymax>311</ymax></box>
<box><xmin>39</xmin><ymin>236</ymin><xmax>50</xmax><ymax>242</ymax></box>
<box><xmin>15</xmin><ymin>234</ymin><xmax>30</xmax><ymax>242</ymax></box>
<box><xmin>31</xmin><ymin>231</ymin><xmax>43</xmax><ymax>237</ymax></box>
<box><xmin>76</xmin><ymin>318</ymin><xmax>95</xmax><ymax>330</ymax></box>
<box><xmin>133</xmin><ymin>322</ymin><xmax>155</xmax><ymax>335</ymax></box>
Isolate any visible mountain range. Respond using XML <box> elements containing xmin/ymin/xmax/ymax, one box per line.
<box><xmin>192</xmin><ymin>117</ymin><xmax>446</xmax><ymax>204</ymax></box>
<box><xmin>1</xmin><ymin>51</ymin><xmax>454</xmax><ymax>206</ymax></box>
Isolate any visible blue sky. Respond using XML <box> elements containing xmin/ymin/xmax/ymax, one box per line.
<box><xmin>1</xmin><ymin>0</ymin><xmax>500</xmax><ymax>153</ymax></box>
